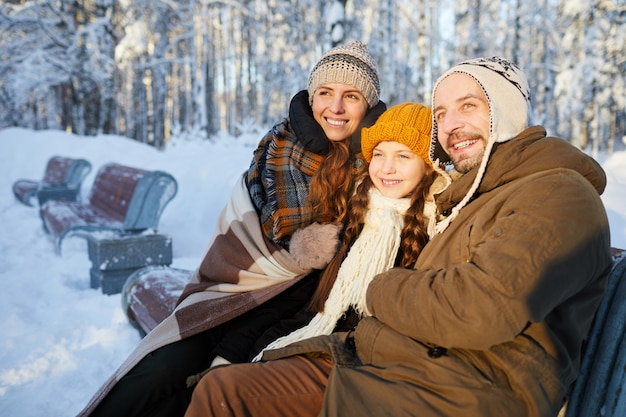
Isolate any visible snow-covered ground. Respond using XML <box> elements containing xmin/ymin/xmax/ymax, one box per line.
<box><xmin>0</xmin><ymin>127</ymin><xmax>625</xmax><ymax>416</ymax></box>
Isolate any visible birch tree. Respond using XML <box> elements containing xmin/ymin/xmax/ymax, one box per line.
<box><xmin>0</xmin><ymin>0</ymin><xmax>623</xmax><ymax>152</ymax></box>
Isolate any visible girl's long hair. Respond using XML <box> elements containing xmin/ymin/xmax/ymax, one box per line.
<box><xmin>308</xmin><ymin>165</ymin><xmax>438</xmax><ymax>313</ymax></box>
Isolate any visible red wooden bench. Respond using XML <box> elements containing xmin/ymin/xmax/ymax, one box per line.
<box><xmin>40</xmin><ymin>162</ymin><xmax>179</xmax><ymax>293</ymax></box>
<box><xmin>121</xmin><ymin>266</ymin><xmax>192</xmax><ymax>335</ymax></box>
<box><xmin>12</xmin><ymin>156</ymin><xmax>91</xmax><ymax>207</ymax></box>
<box><xmin>40</xmin><ymin>162</ymin><xmax>178</xmax><ymax>254</ymax></box>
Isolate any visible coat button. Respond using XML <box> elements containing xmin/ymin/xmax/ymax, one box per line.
<box><xmin>427</xmin><ymin>347</ymin><xmax>447</xmax><ymax>358</ymax></box>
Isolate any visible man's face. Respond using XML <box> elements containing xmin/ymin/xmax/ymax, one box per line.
<box><xmin>433</xmin><ymin>73</ymin><xmax>490</xmax><ymax>173</ymax></box>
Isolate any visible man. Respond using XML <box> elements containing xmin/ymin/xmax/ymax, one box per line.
<box><xmin>184</xmin><ymin>57</ymin><xmax>613</xmax><ymax>417</ymax></box>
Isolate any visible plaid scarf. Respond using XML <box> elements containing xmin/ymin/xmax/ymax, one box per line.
<box><xmin>247</xmin><ymin>90</ymin><xmax>387</xmax><ymax>247</ymax></box>
<box><xmin>246</xmin><ymin>119</ymin><xmax>325</xmax><ymax>247</ymax></box>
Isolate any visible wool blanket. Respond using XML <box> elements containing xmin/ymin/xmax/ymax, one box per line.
<box><xmin>77</xmin><ymin>175</ymin><xmax>310</xmax><ymax>416</ymax></box>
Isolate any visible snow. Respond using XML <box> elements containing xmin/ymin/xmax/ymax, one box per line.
<box><xmin>0</xmin><ymin>126</ymin><xmax>625</xmax><ymax>416</ymax></box>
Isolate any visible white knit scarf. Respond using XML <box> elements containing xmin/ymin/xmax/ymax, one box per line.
<box><xmin>255</xmin><ymin>188</ymin><xmax>409</xmax><ymax>359</ymax></box>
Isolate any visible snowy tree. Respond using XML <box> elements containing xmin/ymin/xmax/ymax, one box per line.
<box><xmin>327</xmin><ymin>0</ymin><xmax>347</xmax><ymax>46</ymax></box>
<box><xmin>555</xmin><ymin>0</ymin><xmax>625</xmax><ymax>153</ymax></box>
<box><xmin>0</xmin><ymin>0</ymin><xmax>74</xmax><ymax>129</ymax></box>
<box><xmin>0</xmin><ymin>0</ymin><xmax>623</xmax><ymax>152</ymax></box>
<box><xmin>69</xmin><ymin>0</ymin><xmax>118</xmax><ymax>136</ymax></box>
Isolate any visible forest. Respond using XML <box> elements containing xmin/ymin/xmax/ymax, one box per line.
<box><xmin>0</xmin><ymin>0</ymin><xmax>624</xmax><ymax>152</ymax></box>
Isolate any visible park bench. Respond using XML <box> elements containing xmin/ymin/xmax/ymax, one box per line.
<box><xmin>40</xmin><ymin>162</ymin><xmax>178</xmax><ymax>294</ymax></box>
<box><xmin>559</xmin><ymin>248</ymin><xmax>626</xmax><ymax>417</ymax></box>
<box><xmin>41</xmin><ymin>162</ymin><xmax>178</xmax><ymax>251</ymax></box>
<box><xmin>121</xmin><ymin>266</ymin><xmax>192</xmax><ymax>335</ymax></box>
<box><xmin>12</xmin><ymin>155</ymin><xmax>92</xmax><ymax>207</ymax></box>
<box><xmin>122</xmin><ymin>249</ymin><xmax>626</xmax><ymax>415</ymax></box>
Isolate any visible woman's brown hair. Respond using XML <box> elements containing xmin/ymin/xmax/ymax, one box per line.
<box><xmin>305</xmin><ymin>139</ymin><xmax>354</xmax><ymax>225</ymax></box>
<box><xmin>308</xmin><ymin>165</ymin><xmax>437</xmax><ymax>313</ymax></box>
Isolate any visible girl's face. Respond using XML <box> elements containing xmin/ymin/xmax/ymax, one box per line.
<box><xmin>311</xmin><ymin>83</ymin><xmax>369</xmax><ymax>142</ymax></box>
<box><xmin>368</xmin><ymin>141</ymin><xmax>428</xmax><ymax>199</ymax></box>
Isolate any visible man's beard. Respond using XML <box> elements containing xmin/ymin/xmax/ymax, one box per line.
<box><xmin>448</xmin><ymin>132</ymin><xmax>486</xmax><ymax>173</ymax></box>
<box><xmin>452</xmin><ymin>151</ymin><xmax>484</xmax><ymax>173</ymax></box>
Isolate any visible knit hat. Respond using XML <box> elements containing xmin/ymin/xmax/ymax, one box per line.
<box><xmin>308</xmin><ymin>41</ymin><xmax>380</xmax><ymax>108</ymax></box>
<box><xmin>361</xmin><ymin>103</ymin><xmax>432</xmax><ymax>166</ymax></box>
<box><xmin>429</xmin><ymin>56</ymin><xmax>532</xmax><ymax>233</ymax></box>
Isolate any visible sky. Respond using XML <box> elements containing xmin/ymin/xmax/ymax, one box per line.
<box><xmin>0</xmin><ymin>126</ymin><xmax>625</xmax><ymax>417</ymax></box>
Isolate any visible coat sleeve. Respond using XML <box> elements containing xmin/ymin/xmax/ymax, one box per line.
<box><xmin>366</xmin><ymin>169</ymin><xmax>612</xmax><ymax>350</ymax></box>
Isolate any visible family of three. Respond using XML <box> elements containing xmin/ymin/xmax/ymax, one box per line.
<box><xmin>79</xmin><ymin>40</ymin><xmax>612</xmax><ymax>417</ymax></box>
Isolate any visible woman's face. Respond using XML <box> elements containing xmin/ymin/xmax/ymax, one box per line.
<box><xmin>368</xmin><ymin>141</ymin><xmax>428</xmax><ymax>199</ymax></box>
<box><xmin>311</xmin><ymin>83</ymin><xmax>369</xmax><ymax>142</ymax></box>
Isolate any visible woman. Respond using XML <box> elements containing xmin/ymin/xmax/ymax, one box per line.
<box><xmin>78</xmin><ymin>40</ymin><xmax>386</xmax><ymax>417</ymax></box>
<box><xmin>185</xmin><ymin>102</ymin><xmax>450</xmax><ymax>416</ymax></box>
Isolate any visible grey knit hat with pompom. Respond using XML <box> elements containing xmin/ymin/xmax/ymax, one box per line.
<box><xmin>308</xmin><ymin>41</ymin><xmax>380</xmax><ymax>108</ymax></box>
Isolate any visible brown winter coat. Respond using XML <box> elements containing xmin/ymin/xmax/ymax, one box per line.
<box><xmin>264</xmin><ymin>126</ymin><xmax>613</xmax><ymax>417</ymax></box>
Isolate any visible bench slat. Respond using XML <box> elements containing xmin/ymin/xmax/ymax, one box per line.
<box><xmin>88</xmin><ymin>164</ymin><xmax>146</xmax><ymax>222</ymax></box>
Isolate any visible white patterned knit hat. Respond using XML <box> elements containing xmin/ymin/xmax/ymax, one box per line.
<box><xmin>430</xmin><ymin>57</ymin><xmax>532</xmax><ymax>233</ymax></box>
<box><xmin>308</xmin><ymin>41</ymin><xmax>380</xmax><ymax>108</ymax></box>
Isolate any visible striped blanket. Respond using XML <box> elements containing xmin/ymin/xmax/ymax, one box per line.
<box><xmin>77</xmin><ymin>175</ymin><xmax>310</xmax><ymax>416</ymax></box>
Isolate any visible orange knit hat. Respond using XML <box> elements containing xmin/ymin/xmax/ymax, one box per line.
<box><xmin>361</xmin><ymin>102</ymin><xmax>432</xmax><ymax>166</ymax></box>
